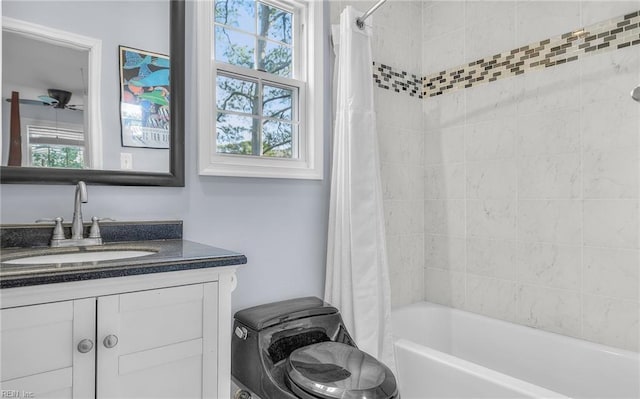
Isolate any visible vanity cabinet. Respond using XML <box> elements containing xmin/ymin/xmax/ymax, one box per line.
<box><xmin>0</xmin><ymin>298</ymin><xmax>95</xmax><ymax>398</ymax></box>
<box><xmin>1</xmin><ymin>267</ymin><xmax>238</xmax><ymax>399</ymax></box>
<box><xmin>97</xmin><ymin>283</ymin><xmax>218</xmax><ymax>398</ymax></box>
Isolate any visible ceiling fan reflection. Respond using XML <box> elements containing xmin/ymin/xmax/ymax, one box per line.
<box><xmin>5</xmin><ymin>88</ymin><xmax>83</xmax><ymax>111</ymax></box>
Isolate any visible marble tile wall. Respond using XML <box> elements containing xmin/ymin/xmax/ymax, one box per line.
<box><xmin>330</xmin><ymin>1</ymin><xmax>425</xmax><ymax>308</ymax></box>
<box><xmin>423</xmin><ymin>0</ymin><xmax>640</xmax><ymax>351</ymax></box>
<box><xmin>330</xmin><ymin>2</ymin><xmax>638</xmax><ymax>350</ymax></box>
<box><xmin>423</xmin><ymin>11</ymin><xmax>640</xmax><ymax>98</ymax></box>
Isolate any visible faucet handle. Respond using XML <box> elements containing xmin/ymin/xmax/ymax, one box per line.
<box><xmin>89</xmin><ymin>217</ymin><xmax>115</xmax><ymax>239</ymax></box>
<box><xmin>36</xmin><ymin>217</ymin><xmax>66</xmax><ymax>240</ymax></box>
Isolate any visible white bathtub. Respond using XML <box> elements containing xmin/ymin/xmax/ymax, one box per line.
<box><xmin>392</xmin><ymin>302</ymin><xmax>639</xmax><ymax>399</ymax></box>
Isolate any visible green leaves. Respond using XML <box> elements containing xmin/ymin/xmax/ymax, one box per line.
<box><xmin>31</xmin><ymin>145</ymin><xmax>84</xmax><ymax>168</ymax></box>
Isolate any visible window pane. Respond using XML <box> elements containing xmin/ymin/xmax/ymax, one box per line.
<box><xmin>262</xmin><ymin>120</ymin><xmax>293</xmax><ymax>158</ymax></box>
<box><xmin>215</xmin><ymin>0</ymin><xmax>256</xmax><ymax>34</ymax></box>
<box><xmin>216</xmin><ymin>75</ymin><xmax>258</xmax><ymax>114</ymax></box>
<box><xmin>257</xmin><ymin>2</ymin><xmax>292</xmax><ymax>44</ymax></box>
<box><xmin>263</xmin><ymin>85</ymin><xmax>292</xmax><ymax>120</ymax></box>
<box><xmin>31</xmin><ymin>145</ymin><xmax>84</xmax><ymax>169</ymax></box>
<box><xmin>216</xmin><ymin>112</ymin><xmax>256</xmax><ymax>155</ymax></box>
<box><xmin>215</xmin><ymin>26</ymin><xmax>255</xmax><ymax>69</ymax></box>
<box><xmin>257</xmin><ymin>39</ymin><xmax>291</xmax><ymax>77</ymax></box>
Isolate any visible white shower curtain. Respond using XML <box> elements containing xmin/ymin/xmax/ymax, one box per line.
<box><xmin>325</xmin><ymin>6</ymin><xmax>395</xmax><ymax>370</ymax></box>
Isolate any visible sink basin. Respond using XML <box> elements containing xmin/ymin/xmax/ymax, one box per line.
<box><xmin>4</xmin><ymin>250</ymin><xmax>156</xmax><ymax>265</ymax></box>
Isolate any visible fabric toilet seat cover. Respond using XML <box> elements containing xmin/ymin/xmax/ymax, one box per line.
<box><xmin>285</xmin><ymin>342</ymin><xmax>397</xmax><ymax>399</ymax></box>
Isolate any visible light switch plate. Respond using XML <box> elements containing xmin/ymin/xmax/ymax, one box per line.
<box><xmin>120</xmin><ymin>153</ymin><xmax>133</xmax><ymax>170</ymax></box>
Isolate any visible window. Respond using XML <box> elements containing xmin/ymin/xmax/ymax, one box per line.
<box><xmin>215</xmin><ymin>73</ymin><xmax>300</xmax><ymax>158</ymax></box>
<box><xmin>197</xmin><ymin>0</ymin><xmax>324</xmax><ymax>179</ymax></box>
<box><xmin>26</xmin><ymin>125</ymin><xmax>86</xmax><ymax>169</ymax></box>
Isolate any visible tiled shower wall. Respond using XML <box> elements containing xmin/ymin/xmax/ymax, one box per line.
<box><xmin>330</xmin><ymin>0</ymin><xmax>639</xmax><ymax>352</ymax></box>
<box><xmin>330</xmin><ymin>1</ymin><xmax>426</xmax><ymax>307</ymax></box>
<box><xmin>423</xmin><ymin>1</ymin><xmax>640</xmax><ymax>351</ymax></box>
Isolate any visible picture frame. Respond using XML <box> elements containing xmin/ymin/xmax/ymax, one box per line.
<box><xmin>119</xmin><ymin>45</ymin><xmax>170</xmax><ymax>149</ymax></box>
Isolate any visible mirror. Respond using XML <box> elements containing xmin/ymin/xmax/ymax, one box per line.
<box><xmin>1</xmin><ymin>0</ymin><xmax>184</xmax><ymax>186</ymax></box>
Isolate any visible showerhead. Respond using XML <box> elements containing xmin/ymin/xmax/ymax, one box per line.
<box><xmin>632</xmin><ymin>85</ymin><xmax>640</xmax><ymax>103</ymax></box>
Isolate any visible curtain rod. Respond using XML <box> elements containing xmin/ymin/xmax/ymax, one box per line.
<box><xmin>355</xmin><ymin>0</ymin><xmax>388</xmax><ymax>29</ymax></box>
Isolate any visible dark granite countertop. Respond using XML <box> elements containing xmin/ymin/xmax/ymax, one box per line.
<box><xmin>0</xmin><ymin>222</ymin><xmax>247</xmax><ymax>288</ymax></box>
<box><xmin>0</xmin><ymin>239</ymin><xmax>247</xmax><ymax>288</ymax></box>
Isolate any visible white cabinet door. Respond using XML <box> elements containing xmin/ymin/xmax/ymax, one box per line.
<box><xmin>96</xmin><ymin>283</ymin><xmax>219</xmax><ymax>399</ymax></box>
<box><xmin>0</xmin><ymin>298</ymin><xmax>96</xmax><ymax>399</ymax></box>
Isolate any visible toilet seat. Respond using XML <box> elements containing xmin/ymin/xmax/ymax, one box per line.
<box><xmin>285</xmin><ymin>342</ymin><xmax>398</xmax><ymax>399</ymax></box>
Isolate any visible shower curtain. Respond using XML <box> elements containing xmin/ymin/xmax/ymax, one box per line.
<box><xmin>325</xmin><ymin>6</ymin><xmax>395</xmax><ymax>369</ymax></box>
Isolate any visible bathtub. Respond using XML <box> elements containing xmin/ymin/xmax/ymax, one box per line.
<box><xmin>392</xmin><ymin>302</ymin><xmax>639</xmax><ymax>399</ymax></box>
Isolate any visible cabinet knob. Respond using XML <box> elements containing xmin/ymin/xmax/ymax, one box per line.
<box><xmin>103</xmin><ymin>334</ymin><xmax>119</xmax><ymax>349</ymax></box>
<box><xmin>77</xmin><ymin>339</ymin><xmax>94</xmax><ymax>353</ymax></box>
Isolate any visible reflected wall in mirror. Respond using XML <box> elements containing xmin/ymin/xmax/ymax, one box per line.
<box><xmin>1</xmin><ymin>0</ymin><xmax>184</xmax><ymax>186</ymax></box>
<box><xmin>3</xmin><ymin>18</ymin><xmax>102</xmax><ymax>170</ymax></box>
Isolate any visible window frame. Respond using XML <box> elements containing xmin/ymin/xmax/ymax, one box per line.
<box><xmin>196</xmin><ymin>0</ymin><xmax>324</xmax><ymax>179</ymax></box>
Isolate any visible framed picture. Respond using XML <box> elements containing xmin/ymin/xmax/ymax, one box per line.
<box><xmin>119</xmin><ymin>45</ymin><xmax>170</xmax><ymax>149</ymax></box>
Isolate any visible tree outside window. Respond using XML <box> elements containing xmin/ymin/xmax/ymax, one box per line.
<box><xmin>214</xmin><ymin>0</ymin><xmax>298</xmax><ymax>158</ymax></box>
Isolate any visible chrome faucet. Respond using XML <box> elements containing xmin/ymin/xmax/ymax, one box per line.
<box><xmin>36</xmin><ymin>181</ymin><xmax>113</xmax><ymax>247</ymax></box>
<box><xmin>71</xmin><ymin>181</ymin><xmax>88</xmax><ymax>240</ymax></box>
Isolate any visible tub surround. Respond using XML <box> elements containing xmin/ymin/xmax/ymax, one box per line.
<box><xmin>423</xmin><ymin>10</ymin><xmax>640</xmax><ymax>97</ymax></box>
<box><xmin>337</xmin><ymin>3</ymin><xmax>639</xmax><ymax>351</ymax></box>
<box><xmin>368</xmin><ymin>10</ymin><xmax>640</xmax><ymax>100</ymax></box>
<box><xmin>0</xmin><ymin>221</ymin><xmax>247</xmax><ymax>288</ymax></box>
<box><xmin>373</xmin><ymin>62</ymin><xmax>423</xmax><ymax>98</ymax></box>
<box><xmin>421</xmin><ymin>0</ymin><xmax>640</xmax><ymax>352</ymax></box>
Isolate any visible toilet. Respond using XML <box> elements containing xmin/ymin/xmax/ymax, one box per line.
<box><xmin>231</xmin><ymin>297</ymin><xmax>399</xmax><ymax>399</ymax></box>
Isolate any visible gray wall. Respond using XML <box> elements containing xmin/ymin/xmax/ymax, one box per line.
<box><xmin>0</xmin><ymin>1</ymin><xmax>332</xmax><ymax>312</ymax></box>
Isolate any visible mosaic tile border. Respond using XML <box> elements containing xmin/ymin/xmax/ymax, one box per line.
<box><xmin>373</xmin><ymin>62</ymin><xmax>423</xmax><ymax>99</ymax></box>
<box><xmin>422</xmin><ymin>10</ymin><xmax>640</xmax><ymax>98</ymax></box>
<box><xmin>370</xmin><ymin>11</ymin><xmax>640</xmax><ymax>99</ymax></box>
